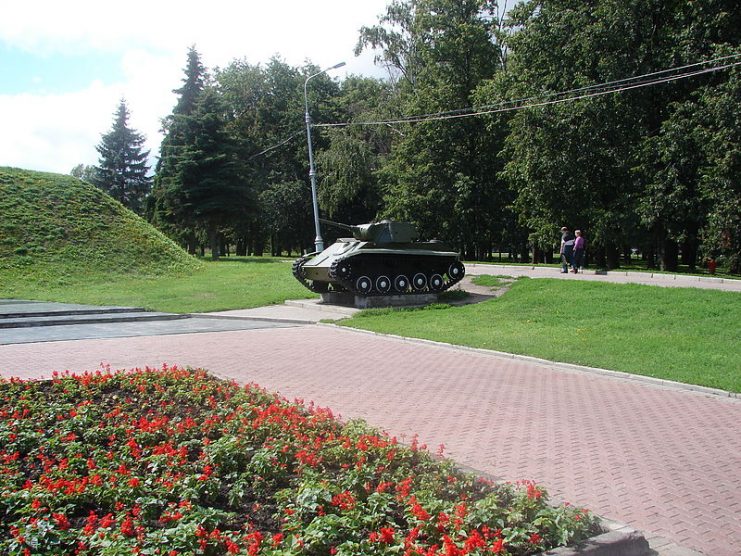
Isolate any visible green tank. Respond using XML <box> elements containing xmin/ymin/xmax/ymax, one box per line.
<box><xmin>292</xmin><ymin>219</ymin><xmax>465</xmax><ymax>295</ymax></box>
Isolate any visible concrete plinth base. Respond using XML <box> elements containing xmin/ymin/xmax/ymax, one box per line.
<box><xmin>320</xmin><ymin>292</ymin><xmax>439</xmax><ymax>309</ymax></box>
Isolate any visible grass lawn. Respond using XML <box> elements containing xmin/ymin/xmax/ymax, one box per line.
<box><xmin>340</xmin><ymin>277</ymin><xmax>741</xmax><ymax>393</ymax></box>
<box><xmin>3</xmin><ymin>250</ymin><xmax>738</xmax><ymax>392</ymax></box>
<box><xmin>0</xmin><ymin>256</ymin><xmax>317</xmax><ymax>313</ymax></box>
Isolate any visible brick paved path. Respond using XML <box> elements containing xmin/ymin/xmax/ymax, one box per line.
<box><xmin>1</xmin><ymin>326</ymin><xmax>739</xmax><ymax>555</ymax></box>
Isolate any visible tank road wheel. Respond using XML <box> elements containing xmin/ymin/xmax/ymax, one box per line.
<box><xmin>375</xmin><ymin>275</ymin><xmax>392</xmax><ymax>294</ymax></box>
<box><xmin>394</xmin><ymin>274</ymin><xmax>410</xmax><ymax>293</ymax></box>
<box><xmin>412</xmin><ymin>273</ymin><xmax>427</xmax><ymax>291</ymax></box>
<box><xmin>355</xmin><ymin>275</ymin><xmax>373</xmax><ymax>295</ymax></box>
<box><xmin>429</xmin><ymin>273</ymin><xmax>444</xmax><ymax>292</ymax></box>
<box><xmin>448</xmin><ymin>261</ymin><xmax>465</xmax><ymax>280</ymax></box>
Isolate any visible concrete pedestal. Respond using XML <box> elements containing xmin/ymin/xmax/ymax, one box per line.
<box><xmin>320</xmin><ymin>292</ymin><xmax>439</xmax><ymax>309</ymax></box>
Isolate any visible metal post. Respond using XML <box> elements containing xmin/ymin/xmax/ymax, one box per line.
<box><xmin>303</xmin><ymin>62</ymin><xmax>345</xmax><ymax>252</ymax></box>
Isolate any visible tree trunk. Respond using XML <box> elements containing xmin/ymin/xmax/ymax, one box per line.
<box><xmin>519</xmin><ymin>244</ymin><xmax>529</xmax><ymax>263</ymax></box>
<box><xmin>593</xmin><ymin>246</ymin><xmax>606</xmax><ymax>269</ymax></box>
<box><xmin>236</xmin><ymin>238</ymin><xmax>247</xmax><ymax>256</ymax></box>
<box><xmin>606</xmin><ymin>247</ymin><xmax>620</xmax><ymax>270</ymax></box>
<box><xmin>682</xmin><ymin>228</ymin><xmax>698</xmax><ymax>271</ymax></box>
<box><xmin>531</xmin><ymin>245</ymin><xmax>541</xmax><ymax>264</ymax></box>
<box><xmin>208</xmin><ymin>226</ymin><xmax>219</xmax><ymax>261</ymax></box>
<box><xmin>660</xmin><ymin>239</ymin><xmax>679</xmax><ymax>272</ymax></box>
<box><xmin>645</xmin><ymin>243</ymin><xmax>656</xmax><ymax>269</ymax></box>
<box><xmin>253</xmin><ymin>239</ymin><xmax>264</xmax><ymax>256</ymax></box>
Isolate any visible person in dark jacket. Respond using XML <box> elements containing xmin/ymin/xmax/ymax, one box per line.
<box><xmin>560</xmin><ymin>227</ymin><xmax>575</xmax><ymax>273</ymax></box>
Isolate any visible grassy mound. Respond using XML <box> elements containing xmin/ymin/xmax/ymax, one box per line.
<box><xmin>0</xmin><ymin>167</ymin><xmax>200</xmax><ymax>288</ymax></box>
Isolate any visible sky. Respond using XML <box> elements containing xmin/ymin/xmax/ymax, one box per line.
<box><xmin>0</xmin><ymin>0</ymin><xmax>391</xmax><ymax>174</ymax></box>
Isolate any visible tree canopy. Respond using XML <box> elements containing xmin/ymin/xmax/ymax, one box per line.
<box><xmin>93</xmin><ymin>99</ymin><xmax>151</xmax><ymax>214</ymax></box>
<box><xmin>142</xmin><ymin>1</ymin><xmax>739</xmax><ymax>273</ymax></box>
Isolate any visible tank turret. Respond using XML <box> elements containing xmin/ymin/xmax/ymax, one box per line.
<box><xmin>320</xmin><ymin>218</ymin><xmax>418</xmax><ymax>243</ymax></box>
<box><xmin>292</xmin><ymin>219</ymin><xmax>465</xmax><ymax>296</ymax></box>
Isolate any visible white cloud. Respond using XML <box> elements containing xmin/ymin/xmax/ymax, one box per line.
<box><xmin>0</xmin><ymin>0</ymin><xmax>390</xmax><ymax>173</ymax></box>
<box><xmin>0</xmin><ymin>83</ymin><xmax>120</xmax><ymax>172</ymax></box>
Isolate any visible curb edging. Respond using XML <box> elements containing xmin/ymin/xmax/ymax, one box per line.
<box><xmin>319</xmin><ymin>324</ymin><xmax>739</xmax><ymax>401</ymax></box>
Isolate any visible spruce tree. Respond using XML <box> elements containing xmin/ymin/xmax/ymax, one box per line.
<box><xmin>153</xmin><ymin>46</ymin><xmax>251</xmax><ymax>259</ymax></box>
<box><xmin>93</xmin><ymin>99</ymin><xmax>151</xmax><ymax>214</ymax></box>
<box><xmin>152</xmin><ymin>46</ymin><xmax>209</xmax><ymax>252</ymax></box>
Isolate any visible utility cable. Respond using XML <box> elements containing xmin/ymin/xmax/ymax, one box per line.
<box><xmin>361</xmin><ymin>52</ymin><xmax>741</xmax><ymax>124</ymax></box>
<box><xmin>314</xmin><ymin>55</ymin><xmax>741</xmax><ymax>129</ymax></box>
<box><xmin>247</xmin><ymin>130</ymin><xmax>304</xmax><ymax>160</ymax></box>
<box><xmin>246</xmin><ymin>54</ymin><xmax>740</xmax><ymax>158</ymax></box>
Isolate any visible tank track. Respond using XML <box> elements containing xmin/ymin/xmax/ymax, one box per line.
<box><xmin>292</xmin><ymin>253</ymin><xmax>330</xmax><ymax>293</ymax></box>
<box><xmin>328</xmin><ymin>256</ymin><xmax>465</xmax><ymax>296</ymax></box>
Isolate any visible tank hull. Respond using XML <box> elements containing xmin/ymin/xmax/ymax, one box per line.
<box><xmin>293</xmin><ymin>238</ymin><xmax>465</xmax><ymax>296</ymax></box>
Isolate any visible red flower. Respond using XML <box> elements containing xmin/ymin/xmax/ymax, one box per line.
<box><xmin>376</xmin><ymin>481</ymin><xmax>393</xmax><ymax>493</ymax></box>
<box><xmin>529</xmin><ymin>532</ymin><xmax>542</xmax><ymax>545</ymax></box>
<box><xmin>83</xmin><ymin>512</ymin><xmax>98</xmax><ymax>535</ymax></box>
<box><xmin>377</xmin><ymin>527</ymin><xmax>395</xmax><ymax>543</ymax></box>
<box><xmin>120</xmin><ymin>516</ymin><xmax>136</xmax><ymax>537</ymax></box>
<box><xmin>409</xmin><ymin>497</ymin><xmax>430</xmax><ymax>521</ymax></box>
<box><xmin>442</xmin><ymin>534</ymin><xmax>462</xmax><ymax>556</ymax></box>
<box><xmin>52</xmin><ymin>512</ymin><xmax>71</xmax><ymax>530</ymax></box>
<box><xmin>331</xmin><ymin>491</ymin><xmax>356</xmax><ymax>511</ymax></box>
<box><xmin>526</xmin><ymin>481</ymin><xmax>542</xmax><ymax>501</ymax></box>
<box><xmin>464</xmin><ymin>529</ymin><xmax>486</xmax><ymax>551</ymax></box>
<box><xmin>245</xmin><ymin>531</ymin><xmax>263</xmax><ymax>556</ymax></box>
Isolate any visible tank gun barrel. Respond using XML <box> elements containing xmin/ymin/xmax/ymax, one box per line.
<box><xmin>319</xmin><ymin>218</ymin><xmax>357</xmax><ymax>233</ymax></box>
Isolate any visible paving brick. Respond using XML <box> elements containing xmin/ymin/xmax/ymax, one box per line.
<box><xmin>1</xmin><ymin>325</ymin><xmax>739</xmax><ymax>555</ymax></box>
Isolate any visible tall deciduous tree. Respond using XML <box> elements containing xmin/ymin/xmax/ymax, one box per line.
<box><xmin>359</xmin><ymin>0</ymin><xmax>508</xmax><ymax>259</ymax></box>
<box><xmin>93</xmin><ymin>99</ymin><xmax>151</xmax><ymax>214</ymax></box>
<box><xmin>316</xmin><ymin>76</ymin><xmax>392</xmax><ymax>225</ymax></box>
<box><xmin>488</xmin><ymin>0</ymin><xmax>739</xmax><ymax>270</ymax></box>
<box><xmin>70</xmin><ymin>164</ymin><xmax>96</xmax><ymax>183</ymax></box>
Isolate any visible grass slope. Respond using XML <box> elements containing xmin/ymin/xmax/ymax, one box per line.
<box><xmin>0</xmin><ymin>167</ymin><xmax>199</xmax><ymax>283</ymax></box>
<box><xmin>0</xmin><ymin>167</ymin><xmax>316</xmax><ymax>311</ymax></box>
<box><xmin>342</xmin><ymin>278</ymin><xmax>741</xmax><ymax>392</ymax></box>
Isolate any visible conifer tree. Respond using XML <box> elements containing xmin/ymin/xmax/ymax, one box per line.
<box><xmin>153</xmin><ymin>46</ymin><xmax>251</xmax><ymax>259</ymax></box>
<box><xmin>93</xmin><ymin>99</ymin><xmax>151</xmax><ymax>214</ymax></box>
<box><xmin>152</xmin><ymin>46</ymin><xmax>209</xmax><ymax>252</ymax></box>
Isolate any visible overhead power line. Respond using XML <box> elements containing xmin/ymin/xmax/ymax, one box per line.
<box><xmin>247</xmin><ymin>53</ymin><xmax>740</xmax><ymax>159</ymax></box>
<box><xmin>314</xmin><ymin>53</ymin><xmax>741</xmax><ymax>129</ymax></box>
<box><xmin>247</xmin><ymin>131</ymin><xmax>304</xmax><ymax>160</ymax></box>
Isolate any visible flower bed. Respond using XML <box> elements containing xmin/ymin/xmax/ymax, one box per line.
<box><xmin>0</xmin><ymin>366</ymin><xmax>600</xmax><ymax>555</ymax></box>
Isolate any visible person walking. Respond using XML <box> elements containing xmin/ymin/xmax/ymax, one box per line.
<box><xmin>573</xmin><ymin>230</ymin><xmax>586</xmax><ymax>273</ymax></box>
<box><xmin>560</xmin><ymin>227</ymin><xmax>575</xmax><ymax>273</ymax></box>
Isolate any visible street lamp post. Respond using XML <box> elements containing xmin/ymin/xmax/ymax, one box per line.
<box><xmin>304</xmin><ymin>61</ymin><xmax>345</xmax><ymax>252</ymax></box>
